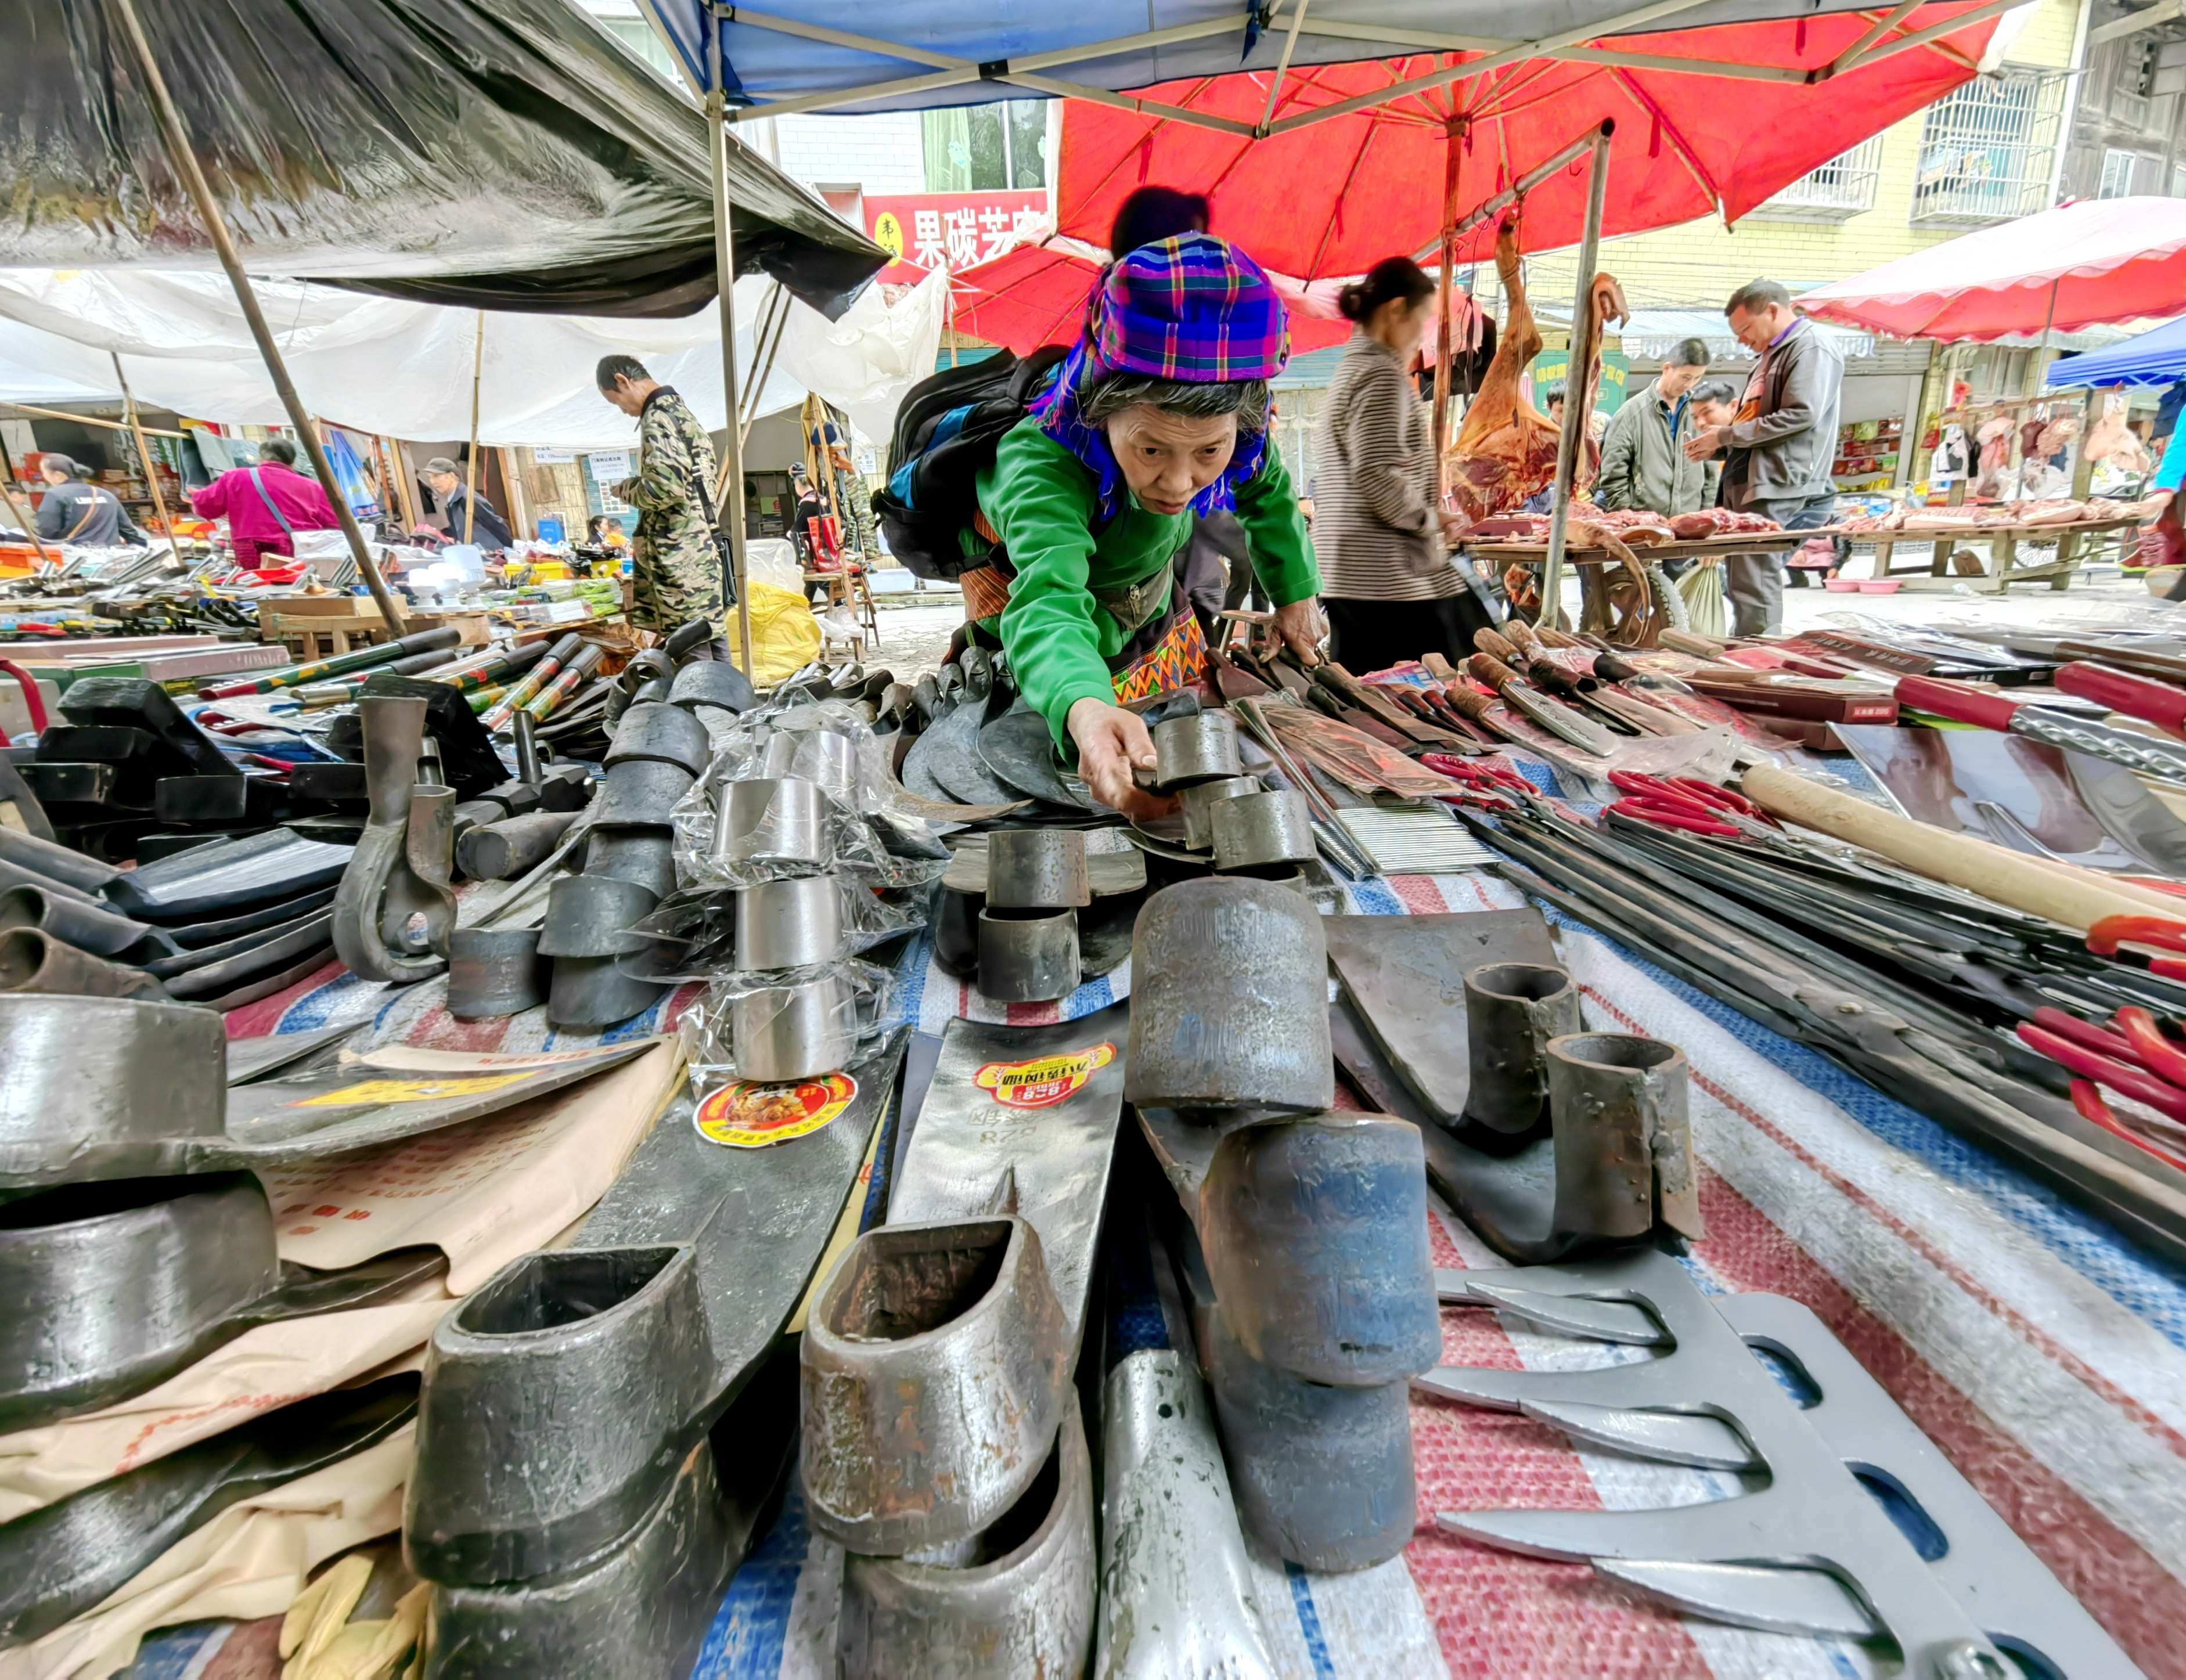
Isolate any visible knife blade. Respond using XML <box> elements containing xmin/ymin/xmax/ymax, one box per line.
<box><xmin>2062</xmin><ymin>750</ymin><xmax>2186</xmax><ymax>875</ymax></box>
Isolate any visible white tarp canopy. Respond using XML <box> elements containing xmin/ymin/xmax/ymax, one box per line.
<box><xmin>0</xmin><ymin>268</ymin><xmax>946</xmax><ymax>448</ymax></box>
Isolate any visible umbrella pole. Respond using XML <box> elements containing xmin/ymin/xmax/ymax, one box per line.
<box><xmin>109</xmin><ymin>353</ymin><xmax>185</xmax><ymax>571</ymax></box>
<box><xmin>1540</xmin><ymin>120</ymin><xmax>1614</xmax><ymax>632</ymax></box>
<box><xmin>464</xmin><ymin>312</ymin><xmax>483</xmax><ymax>545</ymax></box>
<box><xmin>109</xmin><ymin>0</ymin><xmax>407</xmax><ymax>637</ymax></box>
<box><xmin>707</xmin><ymin>14</ymin><xmax>756</xmax><ymax>675</ymax></box>
<box><xmin>1433</xmin><ymin>121</ymin><xmax>1464</xmax><ymax>484</ymax></box>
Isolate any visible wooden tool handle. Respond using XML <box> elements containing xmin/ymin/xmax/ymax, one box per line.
<box><xmin>1436</xmin><ymin>682</ymin><xmax>1495</xmax><ymax>722</ymax></box>
<box><xmin>1474</xmin><ymin>627</ymin><xmax>1526</xmax><ymax>665</ymax></box>
<box><xmin>1467</xmin><ymin>652</ymin><xmax>1522</xmax><ymax>695</ymax></box>
<box><xmin>1532</xmin><ymin>625</ymin><xmax>1585</xmax><ymax>650</ymax></box>
<box><xmin>1741</xmin><ymin>764</ymin><xmax>2166</xmax><ymax>933</ymax></box>
<box><xmin>1422</xmin><ymin>652</ymin><xmax>1463</xmax><ymax>684</ymax></box>
<box><xmin>1504</xmin><ymin>619</ymin><xmax>1549</xmax><ymax>662</ymax></box>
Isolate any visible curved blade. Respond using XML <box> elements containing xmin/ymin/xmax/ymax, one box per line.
<box><xmin>1440</xmin><ymin>1274</ymin><xmax>1670</xmax><ymax>1346</ymax></box>
<box><xmin>1519</xmin><ymin>1400</ymin><xmax>1759</xmax><ymax>1472</ymax></box>
<box><xmin>1501</xmin><ymin>684</ymin><xmax>1621</xmax><ymax>756</ymax></box>
<box><xmin>2062</xmin><ymin>750</ymin><xmax>2186</xmax><ymax>874</ymax></box>
<box><xmin>1594</xmin><ymin>1560</ymin><xmax>1881</xmax><ymax>1640</ymax></box>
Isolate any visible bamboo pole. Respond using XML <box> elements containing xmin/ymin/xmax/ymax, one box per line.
<box><xmin>109</xmin><ymin>0</ymin><xmax>407</xmax><ymax>636</ymax></box>
<box><xmin>1540</xmin><ymin>120</ymin><xmax>1614</xmax><ymax>630</ymax></box>
<box><xmin>110</xmin><ymin>354</ymin><xmax>186</xmax><ymax>570</ymax></box>
<box><xmin>1432</xmin><ymin>119</ymin><xmax>1463</xmax><ymax>486</ymax></box>
<box><xmin>0</xmin><ymin>401</ymin><xmax>188</xmax><ymax>440</ymax></box>
<box><xmin>464</xmin><ymin>312</ymin><xmax>484</xmax><ymax>545</ymax></box>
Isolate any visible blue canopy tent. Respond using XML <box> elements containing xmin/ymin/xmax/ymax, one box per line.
<box><xmin>2048</xmin><ymin>316</ymin><xmax>2186</xmax><ymax>390</ymax></box>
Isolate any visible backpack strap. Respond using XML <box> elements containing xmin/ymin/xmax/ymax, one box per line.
<box><xmin>248</xmin><ymin>468</ymin><xmax>296</xmax><ymax>538</ymax></box>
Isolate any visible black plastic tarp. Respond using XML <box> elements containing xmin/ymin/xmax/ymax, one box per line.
<box><xmin>0</xmin><ymin>0</ymin><xmax>885</xmax><ymax>318</ymax></box>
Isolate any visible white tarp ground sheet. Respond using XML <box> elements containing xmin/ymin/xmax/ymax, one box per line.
<box><xmin>0</xmin><ymin>268</ymin><xmax>946</xmax><ymax>448</ymax></box>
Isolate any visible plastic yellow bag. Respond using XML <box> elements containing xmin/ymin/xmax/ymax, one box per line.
<box><xmin>725</xmin><ymin>580</ymin><xmax>823</xmax><ymax>688</ymax></box>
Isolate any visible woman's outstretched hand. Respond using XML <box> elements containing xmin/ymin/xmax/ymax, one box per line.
<box><xmin>1270</xmin><ymin>597</ymin><xmax>1327</xmax><ymax>667</ymax></box>
<box><xmin>1067</xmin><ymin>697</ymin><xmax>1177</xmax><ymax>821</ymax></box>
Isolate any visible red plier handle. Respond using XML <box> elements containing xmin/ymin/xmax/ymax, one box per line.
<box><xmin>1607</xmin><ymin>799</ymin><xmax>1742</xmax><ymax>838</ymax></box>
<box><xmin>2087</xmin><ymin>914</ymin><xmax>2186</xmax><ymax>982</ymax></box>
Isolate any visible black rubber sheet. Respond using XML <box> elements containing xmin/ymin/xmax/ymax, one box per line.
<box><xmin>0</xmin><ymin>0</ymin><xmax>884</xmax><ymax>318</ymax></box>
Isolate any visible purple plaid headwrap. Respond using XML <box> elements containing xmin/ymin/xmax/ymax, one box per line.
<box><xmin>1028</xmin><ymin>234</ymin><xmax>1291</xmax><ymax>521</ymax></box>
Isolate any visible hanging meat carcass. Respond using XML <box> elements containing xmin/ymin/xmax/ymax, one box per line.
<box><xmin>2084</xmin><ymin>391</ymin><xmax>2152</xmax><ymax>477</ymax></box>
<box><xmin>1445</xmin><ymin>215</ymin><xmax>1629</xmax><ymax>527</ymax></box>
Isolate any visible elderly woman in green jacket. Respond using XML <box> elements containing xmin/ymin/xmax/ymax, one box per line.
<box><xmin>966</xmin><ymin>235</ymin><xmax>1324</xmax><ymax>819</ymax></box>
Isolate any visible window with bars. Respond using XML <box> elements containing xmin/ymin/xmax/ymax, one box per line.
<box><xmin>1748</xmin><ymin>135</ymin><xmax>1887</xmax><ymax>219</ymax></box>
<box><xmin>1910</xmin><ymin>69</ymin><xmax>2068</xmax><ymax>223</ymax></box>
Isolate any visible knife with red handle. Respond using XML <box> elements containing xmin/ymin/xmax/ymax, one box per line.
<box><xmin>2054</xmin><ymin>661</ymin><xmax>2186</xmax><ymax>737</ymax></box>
<box><xmin>1896</xmin><ymin>673</ymin><xmax>2186</xmax><ymax>781</ymax></box>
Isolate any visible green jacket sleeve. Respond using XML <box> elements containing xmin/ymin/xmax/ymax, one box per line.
<box><xmin>986</xmin><ymin>424</ymin><xmax>1126</xmax><ymax>747</ymax></box>
<box><xmin>1232</xmin><ymin>443</ymin><xmax>1320</xmax><ymax>607</ymax></box>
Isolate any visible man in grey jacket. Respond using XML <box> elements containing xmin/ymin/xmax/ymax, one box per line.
<box><xmin>1684</xmin><ymin>279</ymin><xmax>1843</xmax><ymax>636</ymax></box>
<box><xmin>1595</xmin><ymin>337</ymin><xmax>1710</xmax><ymax>519</ymax></box>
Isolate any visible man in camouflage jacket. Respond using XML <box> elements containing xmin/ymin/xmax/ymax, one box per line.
<box><xmin>596</xmin><ymin>354</ymin><xmax>728</xmax><ymax>634</ymax></box>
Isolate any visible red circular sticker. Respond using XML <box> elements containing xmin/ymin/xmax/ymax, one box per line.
<box><xmin>693</xmin><ymin>1072</ymin><xmax>857</xmax><ymax>1148</ymax></box>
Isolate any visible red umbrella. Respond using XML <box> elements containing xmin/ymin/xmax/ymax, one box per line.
<box><xmin>1054</xmin><ymin>4</ymin><xmax>2007</xmax><ymax>280</ymax></box>
<box><xmin>949</xmin><ymin>238</ymin><xmax>1357</xmax><ymax>357</ymax></box>
<box><xmin>1801</xmin><ymin>197</ymin><xmax>2186</xmax><ymax>340</ymax></box>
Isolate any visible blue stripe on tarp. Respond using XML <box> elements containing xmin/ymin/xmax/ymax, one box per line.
<box><xmin>602</xmin><ymin>1008</ymin><xmax>661</xmax><ymax>1043</ymax></box>
<box><xmin>1344</xmin><ymin>876</ymin><xmax>1406</xmax><ymax>916</ymax></box>
<box><xmin>691</xmin><ymin>1488</ymin><xmax>813</xmax><ymax>1679</ymax></box>
<box><xmin>1536</xmin><ymin>902</ymin><xmax>2186</xmax><ymax>1347</ymax></box>
<box><xmin>274</xmin><ymin>970</ymin><xmax>381</xmax><ymax>1031</ymax></box>
<box><xmin>117</xmin><ymin>1622</ymin><xmax>228</xmax><ymax>1679</ymax></box>
<box><xmin>1061</xmin><ymin>969</ymin><xmax>1115</xmax><ymax>1020</ymax></box>
<box><xmin>885</xmin><ymin>931</ymin><xmax>929</xmax><ymax>1032</ymax></box>
<box><xmin>1284</xmin><ymin>1561</ymin><xmax>1338</xmax><ymax>1678</ymax></box>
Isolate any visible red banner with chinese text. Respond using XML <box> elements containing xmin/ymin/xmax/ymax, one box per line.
<box><xmin>865</xmin><ymin>191</ymin><xmax>1048</xmax><ymax>284</ymax></box>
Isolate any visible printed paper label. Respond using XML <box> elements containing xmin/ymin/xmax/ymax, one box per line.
<box><xmin>694</xmin><ymin>1073</ymin><xmax>858</xmax><ymax>1148</ymax></box>
<box><xmin>973</xmin><ymin>1043</ymin><xmax>1116</xmax><ymax>1110</ymax></box>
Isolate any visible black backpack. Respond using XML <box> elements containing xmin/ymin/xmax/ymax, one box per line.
<box><xmin>871</xmin><ymin>345</ymin><xmax>1069</xmax><ymax>581</ymax></box>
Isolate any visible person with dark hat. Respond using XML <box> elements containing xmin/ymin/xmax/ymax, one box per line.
<box><xmin>420</xmin><ymin>456</ymin><xmax>514</xmax><ymax>550</ymax></box>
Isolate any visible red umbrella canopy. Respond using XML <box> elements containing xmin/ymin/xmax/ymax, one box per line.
<box><xmin>950</xmin><ymin>240</ymin><xmax>1357</xmax><ymax>358</ymax></box>
<box><xmin>1057</xmin><ymin>5</ymin><xmax>2005</xmax><ymax>278</ymax></box>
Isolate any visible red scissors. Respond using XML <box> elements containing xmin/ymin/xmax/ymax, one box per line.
<box><xmin>1422</xmin><ymin>751</ymin><xmax>1538</xmax><ymax>807</ymax></box>
<box><xmin>1607</xmin><ymin>772</ymin><xmax>1776</xmax><ymax>839</ymax></box>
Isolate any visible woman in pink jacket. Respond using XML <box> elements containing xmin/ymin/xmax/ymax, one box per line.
<box><xmin>190</xmin><ymin>438</ymin><xmax>341</xmax><ymax>569</ymax></box>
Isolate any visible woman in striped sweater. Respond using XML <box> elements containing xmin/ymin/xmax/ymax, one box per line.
<box><xmin>1314</xmin><ymin>257</ymin><xmax>1500</xmax><ymax>673</ymax></box>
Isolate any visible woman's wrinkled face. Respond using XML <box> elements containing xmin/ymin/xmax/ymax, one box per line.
<box><xmin>1105</xmin><ymin>405</ymin><xmax>1238</xmax><ymax>517</ymax></box>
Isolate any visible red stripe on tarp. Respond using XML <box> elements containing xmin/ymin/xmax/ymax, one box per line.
<box><xmin>1691</xmin><ymin>1173</ymin><xmax>2186</xmax><ymax>1677</ymax></box>
<box><xmin>1007</xmin><ymin>999</ymin><xmax>1063</xmax><ymax>1026</ymax></box>
<box><xmin>222</xmin><ymin>959</ymin><xmax>347</xmax><ymax>1039</ymax></box>
<box><xmin>1386</xmin><ymin>874</ymin><xmax>1449</xmax><ymax>915</ymax></box>
<box><xmin>1406</xmin><ymin>1239</ymin><xmax>1713</xmax><ymax>1678</ymax></box>
<box><xmin>397</xmin><ymin>1002</ymin><xmax>516</xmax><ymax>1053</ymax></box>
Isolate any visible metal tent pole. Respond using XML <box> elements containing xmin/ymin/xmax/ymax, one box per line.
<box><xmin>1540</xmin><ymin>121</ymin><xmax>1614</xmax><ymax>631</ymax></box>
<box><xmin>708</xmin><ymin>6</ymin><xmax>756</xmax><ymax>674</ymax></box>
<box><xmin>110</xmin><ymin>0</ymin><xmax>408</xmax><ymax>637</ymax></box>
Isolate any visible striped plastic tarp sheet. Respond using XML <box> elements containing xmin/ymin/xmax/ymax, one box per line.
<box><xmin>186</xmin><ymin>848</ymin><xmax>2185</xmax><ymax>1679</ymax></box>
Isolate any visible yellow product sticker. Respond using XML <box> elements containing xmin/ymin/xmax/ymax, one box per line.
<box><xmin>693</xmin><ymin>1073</ymin><xmax>858</xmax><ymax>1149</ymax></box>
<box><xmin>285</xmin><ymin>1075</ymin><xmax>531</xmax><ymax>1108</ymax></box>
<box><xmin>973</xmin><ymin>1042</ymin><xmax>1116</xmax><ymax>1111</ymax></box>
